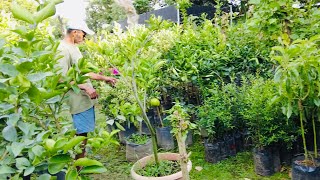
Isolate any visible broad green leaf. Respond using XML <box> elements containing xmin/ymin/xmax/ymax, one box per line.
<box><xmin>116</xmin><ymin>115</ymin><xmax>126</xmax><ymax>121</ymax></box>
<box><xmin>0</xmin><ymin>103</ymin><xmax>14</xmax><ymax>112</ymax></box>
<box><xmin>314</xmin><ymin>98</ymin><xmax>320</xmax><ymax>107</ymax></box>
<box><xmin>34</xmin><ymin>2</ymin><xmax>56</xmax><ymax>23</ymax></box>
<box><xmin>37</xmin><ymin>174</ymin><xmax>51</xmax><ymax>180</ymax></box>
<box><xmin>74</xmin><ymin>158</ymin><xmax>103</xmax><ymax>167</ymax></box>
<box><xmin>249</xmin><ymin>0</ymin><xmax>260</xmax><ymax>4</ymax></box>
<box><xmin>7</xmin><ymin>113</ymin><xmax>20</xmax><ymax>126</ymax></box>
<box><xmin>32</xmin><ymin>145</ymin><xmax>45</xmax><ymax>156</ymax></box>
<box><xmin>11</xmin><ymin>142</ymin><xmax>24</xmax><ymax>157</ymax></box>
<box><xmin>49</xmin><ymin>154</ymin><xmax>72</xmax><ymax>164</ymax></box>
<box><xmin>16</xmin><ymin>157</ymin><xmax>30</xmax><ymax>170</ymax></box>
<box><xmin>0</xmin><ymin>64</ymin><xmax>19</xmax><ymax>77</ymax></box>
<box><xmin>53</xmin><ymin>138</ymin><xmax>68</xmax><ymax>150</ymax></box>
<box><xmin>71</xmin><ymin>84</ymin><xmax>80</xmax><ymax>94</ymax></box>
<box><xmin>27</xmin><ymin>72</ymin><xmax>53</xmax><ymax>82</ymax></box>
<box><xmin>18</xmin><ymin>121</ymin><xmax>30</xmax><ymax>135</ymax></box>
<box><xmin>106</xmin><ymin>119</ymin><xmax>114</xmax><ymax>125</ymax></box>
<box><xmin>24</xmin><ymin>166</ymin><xmax>35</xmax><ymax>176</ymax></box>
<box><xmin>115</xmin><ymin>122</ymin><xmax>125</xmax><ymax>131</ymax></box>
<box><xmin>80</xmin><ymin>165</ymin><xmax>107</xmax><ymax>174</ymax></box>
<box><xmin>63</xmin><ymin>136</ymin><xmax>86</xmax><ymax>153</ymax></box>
<box><xmin>31</xmin><ymin>51</ymin><xmax>52</xmax><ymax>58</ymax></box>
<box><xmin>11</xmin><ymin>3</ymin><xmax>35</xmax><ymax>24</ymax></box>
<box><xmin>0</xmin><ymin>54</ymin><xmax>20</xmax><ymax>62</ymax></box>
<box><xmin>2</xmin><ymin>125</ymin><xmax>17</xmax><ymax>142</ymax></box>
<box><xmin>0</xmin><ymin>165</ymin><xmax>16</xmax><ymax>174</ymax></box>
<box><xmin>48</xmin><ymin>162</ymin><xmax>66</xmax><ymax>174</ymax></box>
<box><xmin>66</xmin><ymin>169</ymin><xmax>77</xmax><ymax>180</ymax></box>
<box><xmin>45</xmin><ymin>95</ymin><xmax>60</xmax><ymax>104</ymax></box>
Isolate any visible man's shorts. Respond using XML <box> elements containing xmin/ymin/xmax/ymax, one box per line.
<box><xmin>72</xmin><ymin>106</ymin><xmax>95</xmax><ymax>134</ymax></box>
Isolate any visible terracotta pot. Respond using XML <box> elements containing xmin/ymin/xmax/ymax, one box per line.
<box><xmin>131</xmin><ymin>153</ymin><xmax>192</xmax><ymax>180</ymax></box>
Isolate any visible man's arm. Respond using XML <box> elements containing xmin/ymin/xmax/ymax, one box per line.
<box><xmin>86</xmin><ymin>72</ymin><xmax>117</xmax><ymax>86</ymax></box>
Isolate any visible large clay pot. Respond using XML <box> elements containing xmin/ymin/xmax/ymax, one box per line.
<box><xmin>131</xmin><ymin>153</ymin><xmax>192</xmax><ymax>180</ymax></box>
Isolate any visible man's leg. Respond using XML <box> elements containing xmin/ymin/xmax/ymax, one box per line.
<box><xmin>75</xmin><ymin>132</ymin><xmax>88</xmax><ymax>160</ymax></box>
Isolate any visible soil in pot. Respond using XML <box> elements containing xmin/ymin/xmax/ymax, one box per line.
<box><xmin>136</xmin><ymin>160</ymin><xmax>180</xmax><ymax>177</ymax></box>
<box><xmin>131</xmin><ymin>153</ymin><xmax>192</xmax><ymax>180</ymax></box>
<box><xmin>126</xmin><ymin>134</ymin><xmax>153</xmax><ymax>162</ymax></box>
<box><xmin>291</xmin><ymin>156</ymin><xmax>320</xmax><ymax>180</ymax></box>
<box><xmin>156</xmin><ymin>127</ymin><xmax>174</xmax><ymax>150</ymax></box>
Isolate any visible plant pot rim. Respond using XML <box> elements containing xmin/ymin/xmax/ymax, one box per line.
<box><xmin>131</xmin><ymin>153</ymin><xmax>192</xmax><ymax>180</ymax></box>
<box><xmin>126</xmin><ymin>138</ymin><xmax>152</xmax><ymax>146</ymax></box>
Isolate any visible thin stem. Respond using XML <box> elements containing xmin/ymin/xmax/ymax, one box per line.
<box><xmin>312</xmin><ymin>110</ymin><xmax>318</xmax><ymax>158</ymax></box>
<box><xmin>298</xmin><ymin>100</ymin><xmax>308</xmax><ymax>160</ymax></box>
<box><xmin>49</xmin><ymin>104</ymin><xmax>61</xmax><ymax>130</ymax></box>
<box><xmin>156</xmin><ymin>106</ymin><xmax>163</xmax><ymax>127</ymax></box>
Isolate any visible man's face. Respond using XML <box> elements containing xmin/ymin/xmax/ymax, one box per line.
<box><xmin>72</xmin><ymin>30</ymin><xmax>86</xmax><ymax>44</ymax></box>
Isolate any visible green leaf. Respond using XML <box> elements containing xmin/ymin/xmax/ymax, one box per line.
<box><xmin>27</xmin><ymin>72</ymin><xmax>53</xmax><ymax>82</ymax></box>
<box><xmin>11</xmin><ymin>142</ymin><xmax>24</xmax><ymax>157</ymax></box>
<box><xmin>74</xmin><ymin>158</ymin><xmax>103</xmax><ymax>167</ymax></box>
<box><xmin>66</xmin><ymin>169</ymin><xmax>77</xmax><ymax>180</ymax></box>
<box><xmin>7</xmin><ymin>113</ymin><xmax>20</xmax><ymax>126</ymax></box>
<box><xmin>16</xmin><ymin>157</ymin><xmax>30</xmax><ymax>170</ymax></box>
<box><xmin>37</xmin><ymin>174</ymin><xmax>51</xmax><ymax>180</ymax></box>
<box><xmin>0</xmin><ymin>165</ymin><xmax>16</xmax><ymax>174</ymax></box>
<box><xmin>0</xmin><ymin>103</ymin><xmax>14</xmax><ymax>112</ymax></box>
<box><xmin>45</xmin><ymin>95</ymin><xmax>60</xmax><ymax>104</ymax></box>
<box><xmin>0</xmin><ymin>54</ymin><xmax>20</xmax><ymax>62</ymax></box>
<box><xmin>2</xmin><ymin>125</ymin><xmax>17</xmax><ymax>142</ymax></box>
<box><xmin>63</xmin><ymin>136</ymin><xmax>86</xmax><ymax>153</ymax></box>
<box><xmin>34</xmin><ymin>2</ymin><xmax>56</xmax><ymax>23</ymax></box>
<box><xmin>49</xmin><ymin>154</ymin><xmax>72</xmax><ymax>164</ymax></box>
<box><xmin>287</xmin><ymin>102</ymin><xmax>293</xmax><ymax>119</ymax></box>
<box><xmin>249</xmin><ymin>0</ymin><xmax>260</xmax><ymax>4</ymax></box>
<box><xmin>11</xmin><ymin>3</ymin><xmax>35</xmax><ymax>24</ymax></box>
<box><xmin>80</xmin><ymin>165</ymin><xmax>107</xmax><ymax>174</ymax></box>
<box><xmin>53</xmin><ymin>138</ymin><xmax>68</xmax><ymax>150</ymax></box>
<box><xmin>32</xmin><ymin>145</ymin><xmax>45</xmax><ymax>156</ymax></box>
<box><xmin>314</xmin><ymin>98</ymin><xmax>320</xmax><ymax>107</ymax></box>
<box><xmin>71</xmin><ymin>84</ymin><xmax>80</xmax><ymax>94</ymax></box>
<box><xmin>116</xmin><ymin>115</ymin><xmax>126</xmax><ymax>121</ymax></box>
<box><xmin>48</xmin><ymin>163</ymin><xmax>66</xmax><ymax>175</ymax></box>
<box><xmin>0</xmin><ymin>64</ymin><xmax>19</xmax><ymax>77</ymax></box>
<box><xmin>115</xmin><ymin>122</ymin><xmax>125</xmax><ymax>131</ymax></box>
<box><xmin>24</xmin><ymin>166</ymin><xmax>35</xmax><ymax>176</ymax></box>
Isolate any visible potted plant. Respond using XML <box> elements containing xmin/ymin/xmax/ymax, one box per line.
<box><xmin>197</xmin><ymin>83</ymin><xmax>236</xmax><ymax>163</ymax></box>
<box><xmin>240</xmin><ymin>76</ymin><xmax>296</xmax><ymax>176</ymax></box>
<box><xmin>151</xmin><ymin>97</ymin><xmax>175</xmax><ymax>151</ymax></box>
<box><xmin>131</xmin><ymin>102</ymin><xmax>194</xmax><ymax>180</ymax></box>
<box><xmin>271</xmin><ymin>36</ymin><xmax>320</xmax><ymax>179</ymax></box>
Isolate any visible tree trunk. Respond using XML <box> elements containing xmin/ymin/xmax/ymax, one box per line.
<box><xmin>176</xmin><ymin>131</ymin><xmax>189</xmax><ymax>180</ymax></box>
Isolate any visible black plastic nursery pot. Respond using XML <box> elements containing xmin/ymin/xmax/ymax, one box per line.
<box><xmin>118</xmin><ymin>123</ymin><xmax>137</xmax><ymax>144</ymax></box>
<box><xmin>291</xmin><ymin>156</ymin><xmax>320</xmax><ymax>180</ymax></box>
<box><xmin>125</xmin><ymin>138</ymin><xmax>153</xmax><ymax>162</ymax></box>
<box><xmin>234</xmin><ymin>131</ymin><xmax>244</xmax><ymax>153</ymax></box>
<box><xmin>156</xmin><ymin>126</ymin><xmax>174</xmax><ymax>150</ymax></box>
<box><xmin>204</xmin><ymin>139</ymin><xmax>226</xmax><ymax>163</ymax></box>
<box><xmin>186</xmin><ymin>130</ymin><xmax>193</xmax><ymax>147</ymax></box>
<box><xmin>252</xmin><ymin>147</ymin><xmax>281</xmax><ymax>176</ymax></box>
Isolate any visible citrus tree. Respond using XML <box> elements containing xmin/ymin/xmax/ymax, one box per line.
<box><xmin>0</xmin><ymin>1</ymin><xmax>116</xmax><ymax>179</ymax></box>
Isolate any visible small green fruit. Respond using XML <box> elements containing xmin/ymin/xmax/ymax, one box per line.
<box><xmin>150</xmin><ymin>98</ymin><xmax>160</xmax><ymax>107</ymax></box>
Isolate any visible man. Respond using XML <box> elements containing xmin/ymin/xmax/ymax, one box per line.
<box><xmin>56</xmin><ymin>21</ymin><xmax>116</xmax><ymax>159</ymax></box>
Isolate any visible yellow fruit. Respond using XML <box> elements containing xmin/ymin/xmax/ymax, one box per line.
<box><xmin>150</xmin><ymin>98</ymin><xmax>160</xmax><ymax>107</ymax></box>
<box><xmin>44</xmin><ymin>139</ymin><xmax>56</xmax><ymax>150</ymax></box>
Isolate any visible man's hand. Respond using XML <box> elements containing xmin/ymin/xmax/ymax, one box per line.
<box><xmin>79</xmin><ymin>84</ymin><xmax>98</xmax><ymax>99</ymax></box>
<box><xmin>104</xmin><ymin>77</ymin><xmax>117</xmax><ymax>86</ymax></box>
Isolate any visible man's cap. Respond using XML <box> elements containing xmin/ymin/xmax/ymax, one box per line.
<box><xmin>66</xmin><ymin>20</ymin><xmax>94</xmax><ymax>35</ymax></box>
